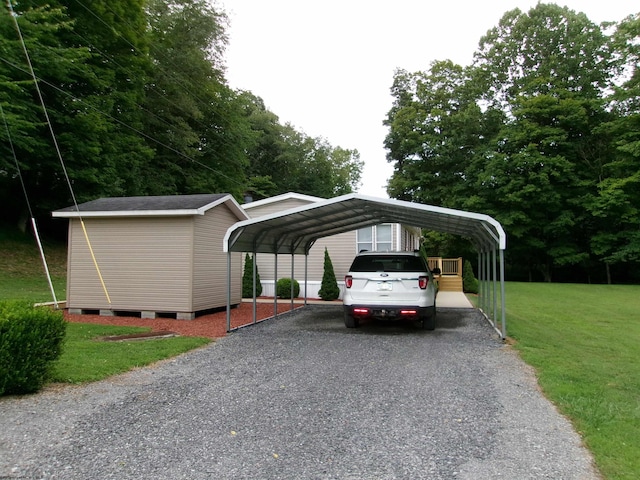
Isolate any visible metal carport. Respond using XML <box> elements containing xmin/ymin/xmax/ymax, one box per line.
<box><xmin>224</xmin><ymin>194</ymin><xmax>507</xmax><ymax>338</ymax></box>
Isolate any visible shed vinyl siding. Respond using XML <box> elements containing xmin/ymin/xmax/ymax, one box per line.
<box><xmin>193</xmin><ymin>204</ymin><xmax>243</xmax><ymax>310</ymax></box>
<box><xmin>66</xmin><ymin>216</ymin><xmax>194</xmax><ymax>312</ymax></box>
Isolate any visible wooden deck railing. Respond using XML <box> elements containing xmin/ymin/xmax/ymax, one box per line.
<box><xmin>427</xmin><ymin>257</ymin><xmax>463</xmax><ymax>276</ymax></box>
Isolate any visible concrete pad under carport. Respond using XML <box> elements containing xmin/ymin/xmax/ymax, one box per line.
<box><xmin>437</xmin><ymin>291</ymin><xmax>474</xmax><ymax>308</ymax></box>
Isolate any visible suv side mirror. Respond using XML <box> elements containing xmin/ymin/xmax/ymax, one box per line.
<box><xmin>432</xmin><ymin>267</ymin><xmax>441</xmax><ymax>275</ymax></box>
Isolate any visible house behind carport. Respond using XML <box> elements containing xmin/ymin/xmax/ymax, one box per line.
<box><xmin>242</xmin><ymin>192</ymin><xmax>422</xmax><ymax>298</ymax></box>
<box><xmin>53</xmin><ymin>194</ymin><xmax>247</xmax><ymax>320</ymax></box>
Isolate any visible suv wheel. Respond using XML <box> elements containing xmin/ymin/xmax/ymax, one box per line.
<box><xmin>421</xmin><ymin>312</ymin><xmax>436</xmax><ymax>330</ymax></box>
<box><xmin>344</xmin><ymin>310</ymin><xmax>360</xmax><ymax>328</ymax></box>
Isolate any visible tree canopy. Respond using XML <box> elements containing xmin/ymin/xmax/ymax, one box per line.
<box><xmin>384</xmin><ymin>3</ymin><xmax>640</xmax><ymax>283</ymax></box>
<box><xmin>0</xmin><ymin>0</ymin><xmax>363</xmax><ymax>233</ymax></box>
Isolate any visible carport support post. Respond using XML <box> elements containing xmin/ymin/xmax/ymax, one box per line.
<box><xmin>274</xmin><ymin>252</ymin><xmax>278</xmax><ymax>318</ymax></box>
<box><xmin>290</xmin><ymin>252</ymin><xmax>295</xmax><ymax>312</ymax></box>
<box><xmin>477</xmin><ymin>251</ymin><xmax>482</xmax><ymax>312</ymax></box>
<box><xmin>304</xmin><ymin>253</ymin><xmax>308</xmax><ymax>306</ymax></box>
<box><xmin>478</xmin><ymin>250</ymin><xmax>484</xmax><ymax>312</ymax></box>
<box><xmin>492</xmin><ymin>248</ymin><xmax>498</xmax><ymax>324</ymax></box>
<box><xmin>226</xmin><ymin>251</ymin><xmax>231</xmax><ymax>332</ymax></box>
<box><xmin>500</xmin><ymin>249</ymin><xmax>506</xmax><ymax>339</ymax></box>
<box><xmin>485</xmin><ymin>248</ymin><xmax>491</xmax><ymax>315</ymax></box>
<box><xmin>252</xmin><ymin>250</ymin><xmax>257</xmax><ymax>325</ymax></box>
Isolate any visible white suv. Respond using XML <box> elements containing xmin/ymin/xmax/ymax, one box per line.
<box><xmin>343</xmin><ymin>251</ymin><xmax>439</xmax><ymax>329</ymax></box>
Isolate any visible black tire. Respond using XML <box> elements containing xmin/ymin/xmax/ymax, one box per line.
<box><xmin>421</xmin><ymin>312</ymin><xmax>436</xmax><ymax>330</ymax></box>
<box><xmin>344</xmin><ymin>310</ymin><xmax>359</xmax><ymax>328</ymax></box>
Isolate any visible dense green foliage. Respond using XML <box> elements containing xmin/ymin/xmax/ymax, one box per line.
<box><xmin>0</xmin><ymin>0</ymin><xmax>362</xmax><ymax>235</ymax></box>
<box><xmin>0</xmin><ymin>301</ymin><xmax>66</xmax><ymax>395</ymax></box>
<box><xmin>241</xmin><ymin>253</ymin><xmax>262</xmax><ymax>298</ymax></box>
<box><xmin>504</xmin><ymin>282</ymin><xmax>640</xmax><ymax>480</ymax></box>
<box><xmin>318</xmin><ymin>247</ymin><xmax>340</xmax><ymax>300</ymax></box>
<box><xmin>385</xmin><ymin>4</ymin><xmax>640</xmax><ymax>283</ymax></box>
<box><xmin>276</xmin><ymin>277</ymin><xmax>300</xmax><ymax>299</ymax></box>
<box><xmin>462</xmin><ymin>259</ymin><xmax>479</xmax><ymax>294</ymax></box>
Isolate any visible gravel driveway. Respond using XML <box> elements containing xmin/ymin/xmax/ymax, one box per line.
<box><xmin>1</xmin><ymin>305</ymin><xmax>599</xmax><ymax>479</ymax></box>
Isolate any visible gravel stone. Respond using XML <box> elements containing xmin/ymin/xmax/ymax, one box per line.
<box><xmin>0</xmin><ymin>305</ymin><xmax>600</xmax><ymax>479</ymax></box>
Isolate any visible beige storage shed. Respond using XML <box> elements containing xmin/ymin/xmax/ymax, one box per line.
<box><xmin>53</xmin><ymin>194</ymin><xmax>248</xmax><ymax>320</ymax></box>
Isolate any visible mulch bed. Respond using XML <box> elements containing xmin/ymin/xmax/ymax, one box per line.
<box><xmin>64</xmin><ymin>301</ymin><xmax>302</xmax><ymax>339</ymax></box>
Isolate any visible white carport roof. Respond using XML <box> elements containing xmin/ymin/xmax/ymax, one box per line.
<box><xmin>224</xmin><ymin>193</ymin><xmax>505</xmax><ymax>254</ymax></box>
<box><xmin>224</xmin><ymin>194</ymin><xmax>507</xmax><ymax>339</ymax></box>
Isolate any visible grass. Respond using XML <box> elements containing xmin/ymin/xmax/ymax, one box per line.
<box><xmin>502</xmin><ymin>282</ymin><xmax>640</xmax><ymax>480</ymax></box>
<box><xmin>52</xmin><ymin>323</ymin><xmax>211</xmax><ymax>384</ymax></box>
<box><xmin>0</xmin><ymin>227</ymin><xmax>67</xmax><ymax>302</ymax></box>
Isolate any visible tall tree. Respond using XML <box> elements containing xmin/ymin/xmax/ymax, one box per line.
<box><xmin>586</xmin><ymin>13</ymin><xmax>640</xmax><ymax>281</ymax></box>
<box><xmin>473</xmin><ymin>4</ymin><xmax>615</xmax><ymax>280</ymax></box>
<box><xmin>143</xmin><ymin>0</ymin><xmax>248</xmax><ymax>196</ymax></box>
<box><xmin>0</xmin><ymin>1</ymin><xmax>98</xmax><ymax>228</ymax></box>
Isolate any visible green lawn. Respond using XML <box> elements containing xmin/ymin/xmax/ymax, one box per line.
<box><xmin>502</xmin><ymin>282</ymin><xmax>640</xmax><ymax>480</ymax></box>
<box><xmin>52</xmin><ymin>323</ymin><xmax>211</xmax><ymax>384</ymax></box>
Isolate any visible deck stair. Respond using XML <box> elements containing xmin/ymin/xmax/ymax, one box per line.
<box><xmin>436</xmin><ymin>275</ymin><xmax>463</xmax><ymax>292</ymax></box>
<box><xmin>428</xmin><ymin>257</ymin><xmax>464</xmax><ymax>292</ymax></box>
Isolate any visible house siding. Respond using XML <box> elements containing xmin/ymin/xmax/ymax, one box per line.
<box><xmin>244</xmin><ymin>198</ymin><xmax>314</xmax><ymax>218</ymax></box>
<box><xmin>66</xmin><ymin>216</ymin><xmax>194</xmax><ymax>312</ymax></box>
<box><xmin>193</xmin><ymin>204</ymin><xmax>243</xmax><ymax>310</ymax></box>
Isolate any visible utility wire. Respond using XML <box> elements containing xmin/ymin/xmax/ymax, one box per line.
<box><xmin>6</xmin><ymin>0</ymin><xmax>112</xmax><ymax>305</ymax></box>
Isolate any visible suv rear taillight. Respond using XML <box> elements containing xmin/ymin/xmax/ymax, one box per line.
<box><xmin>419</xmin><ymin>276</ymin><xmax>428</xmax><ymax>289</ymax></box>
<box><xmin>345</xmin><ymin>275</ymin><xmax>353</xmax><ymax>288</ymax></box>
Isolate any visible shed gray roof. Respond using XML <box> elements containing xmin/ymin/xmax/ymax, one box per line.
<box><xmin>224</xmin><ymin>193</ymin><xmax>506</xmax><ymax>254</ymax></box>
<box><xmin>52</xmin><ymin>194</ymin><xmax>248</xmax><ymax>220</ymax></box>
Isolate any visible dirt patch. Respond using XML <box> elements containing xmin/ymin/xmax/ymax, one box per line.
<box><xmin>64</xmin><ymin>301</ymin><xmax>302</xmax><ymax>339</ymax></box>
<box><xmin>97</xmin><ymin>330</ymin><xmax>178</xmax><ymax>342</ymax></box>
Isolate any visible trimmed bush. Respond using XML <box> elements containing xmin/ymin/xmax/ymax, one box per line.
<box><xmin>0</xmin><ymin>301</ymin><xmax>66</xmax><ymax>396</ymax></box>
<box><xmin>463</xmin><ymin>259</ymin><xmax>479</xmax><ymax>294</ymax></box>
<box><xmin>276</xmin><ymin>278</ymin><xmax>300</xmax><ymax>299</ymax></box>
<box><xmin>318</xmin><ymin>247</ymin><xmax>340</xmax><ymax>301</ymax></box>
<box><xmin>242</xmin><ymin>253</ymin><xmax>263</xmax><ymax>297</ymax></box>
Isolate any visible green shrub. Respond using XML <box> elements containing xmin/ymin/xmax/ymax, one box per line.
<box><xmin>276</xmin><ymin>278</ymin><xmax>300</xmax><ymax>299</ymax></box>
<box><xmin>242</xmin><ymin>253</ymin><xmax>263</xmax><ymax>297</ymax></box>
<box><xmin>318</xmin><ymin>248</ymin><xmax>340</xmax><ymax>301</ymax></box>
<box><xmin>0</xmin><ymin>301</ymin><xmax>66</xmax><ymax>396</ymax></box>
<box><xmin>463</xmin><ymin>259</ymin><xmax>479</xmax><ymax>294</ymax></box>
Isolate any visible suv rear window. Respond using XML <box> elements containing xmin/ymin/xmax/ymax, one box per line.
<box><xmin>349</xmin><ymin>255</ymin><xmax>427</xmax><ymax>273</ymax></box>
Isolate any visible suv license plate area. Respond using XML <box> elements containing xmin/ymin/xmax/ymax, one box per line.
<box><xmin>373</xmin><ymin>309</ymin><xmax>397</xmax><ymax>318</ymax></box>
<box><xmin>377</xmin><ymin>282</ymin><xmax>392</xmax><ymax>291</ymax></box>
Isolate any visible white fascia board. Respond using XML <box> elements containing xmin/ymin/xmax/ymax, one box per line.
<box><xmin>200</xmin><ymin>194</ymin><xmax>249</xmax><ymax>220</ymax></box>
<box><xmin>52</xmin><ymin>209</ymin><xmax>201</xmax><ymax>218</ymax></box>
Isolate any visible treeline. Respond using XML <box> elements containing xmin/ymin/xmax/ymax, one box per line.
<box><xmin>385</xmin><ymin>4</ymin><xmax>640</xmax><ymax>283</ymax></box>
<box><xmin>0</xmin><ymin>0</ymin><xmax>363</xmax><ymax>232</ymax></box>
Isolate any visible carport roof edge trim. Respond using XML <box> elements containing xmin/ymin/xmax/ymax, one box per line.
<box><xmin>223</xmin><ymin>193</ymin><xmax>506</xmax><ymax>253</ymax></box>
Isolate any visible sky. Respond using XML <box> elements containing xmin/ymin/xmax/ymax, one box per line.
<box><xmin>218</xmin><ymin>1</ymin><xmax>635</xmax><ymax>198</ymax></box>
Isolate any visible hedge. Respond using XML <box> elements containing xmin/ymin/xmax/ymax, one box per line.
<box><xmin>0</xmin><ymin>301</ymin><xmax>66</xmax><ymax>396</ymax></box>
